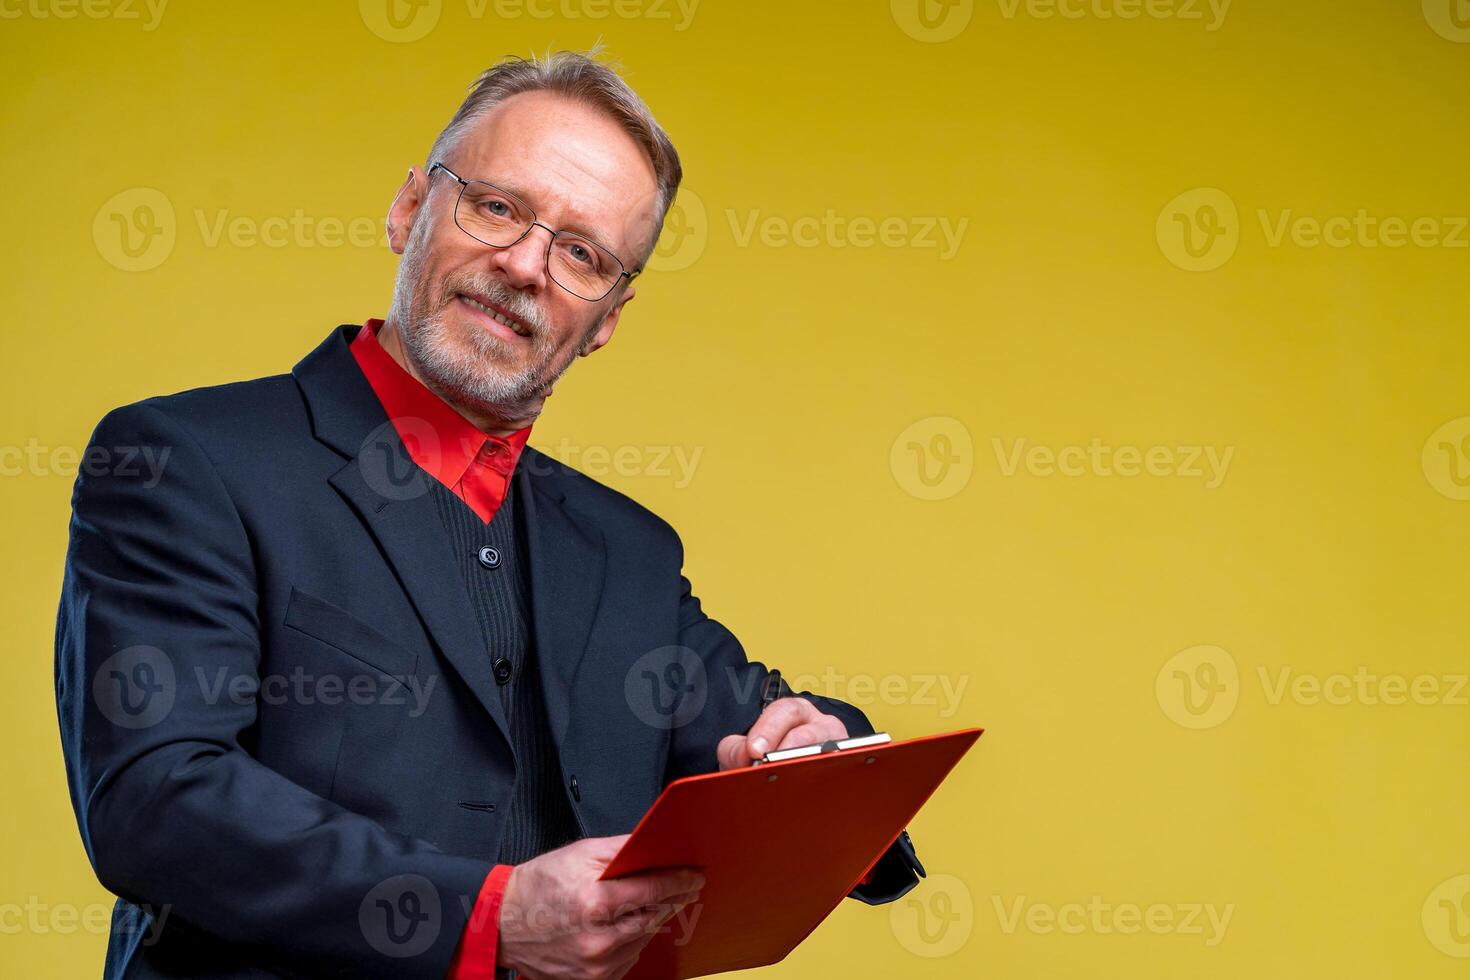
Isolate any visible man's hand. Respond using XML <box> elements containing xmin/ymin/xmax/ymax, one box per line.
<box><xmin>716</xmin><ymin>698</ymin><xmax>850</xmax><ymax>771</ymax></box>
<box><xmin>496</xmin><ymin>835</ymin><xmax>703</xmax><ymax>980</ymax></box>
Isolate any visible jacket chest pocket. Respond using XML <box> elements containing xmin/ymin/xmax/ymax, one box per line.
<box><xmin>282</xmin><ymin>586</ymin><xmax>420</xmax><ymax>676</ymax></box>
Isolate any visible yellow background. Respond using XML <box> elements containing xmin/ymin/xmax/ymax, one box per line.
<box><xmin>4</xmin><ymin>0</ymin><xmax>1468</xmax><ymax>976</ymax></box>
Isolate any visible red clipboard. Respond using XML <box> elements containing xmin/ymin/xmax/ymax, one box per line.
<box><xmin>599</xmin><ymin>727</ymin><xmax>983</xmax><ymax>979</ymax></box>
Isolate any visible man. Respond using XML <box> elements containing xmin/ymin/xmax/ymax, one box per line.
<box><xmin>56</xmin><ymin>50</ymin><xmax>924</xmax><ymax>979</ymax></box>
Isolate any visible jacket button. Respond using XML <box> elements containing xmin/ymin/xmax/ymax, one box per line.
<box><xmin>493</xmin><ymin>657</ymin><xmax>513</xmax><ymax>684</ymax></box>
<box><xmin>477</xmin><ymin>546</ymin><xmax>501</xmax><ymax>569</ymax></box>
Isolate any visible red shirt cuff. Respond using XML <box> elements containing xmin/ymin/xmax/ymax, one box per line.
<box><xmin>448</xmin><ymin>864</ymin><xmax>515</xmax><ymax>980</ymax></box>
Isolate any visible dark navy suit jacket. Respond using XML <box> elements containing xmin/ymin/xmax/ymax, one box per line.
<box><xmin>55</xmin><ymin>325</ymin><xmax>924</xmax><ymax>979</ymax></box>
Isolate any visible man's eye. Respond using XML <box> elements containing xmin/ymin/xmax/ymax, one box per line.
<box><xmin>482</xmin><ymin>199</ymin><xmax>511</xmax><ymax>217</ymax></box>
<box><xmin>565</xmin><ymin>242</ymin><xmax>595</xmax><ymax>266</ymax></box>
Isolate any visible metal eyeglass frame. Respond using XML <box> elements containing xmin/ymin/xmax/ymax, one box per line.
<box><xmin>427</xmin><ymin>162</ymin><xmax>640</xmax><ymax>302</ymax></box>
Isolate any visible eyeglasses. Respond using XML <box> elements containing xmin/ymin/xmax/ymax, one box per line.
<box><xmin>427</xmin><ymin>162</ymin><xmax>639</xmax><ymax>302</ymax></box>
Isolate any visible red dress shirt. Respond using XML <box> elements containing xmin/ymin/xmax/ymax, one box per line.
<box><xmin>351</xmin><ymin>318</ymin><xmax>531</xmax><ymax>524</ymax></box>
<box><xmin>350</xmin><ymin>318</ymin><xmax>522</xmax><ymax>977</ymax></box>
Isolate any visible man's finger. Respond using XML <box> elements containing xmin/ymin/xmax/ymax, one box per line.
<box><xmin>580</xmin><ymin>834</ymin><xmax>632</xmax><ymax>865</ymax></box>
<box><xmin>775</xmin><ymin>720</ymin><xmax>836</xmax><ymax>752</ymax></box>
<box><xmin>745</xmin><ymin>698</ymin><xmax>816</xmax><ymax>756</ymax></box>
<box><xmin>717</xmin><ymin>733</ymin><xmax>749</xmax><ymax>770</ymax></box>
<box><xmin>600</xmin><ymin>868</ymin><xmax>705</xmax><ymax>912</ymax></box>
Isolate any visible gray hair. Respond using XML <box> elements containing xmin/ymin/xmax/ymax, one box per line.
<box><xmin>426</xmin><ymin>46</ymin><xmax>682</xmax><ymax>267</ymax></box>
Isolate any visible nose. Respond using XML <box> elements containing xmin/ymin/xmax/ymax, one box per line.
<box><xmin>486</xmin><ymin>221</ymin><xmax>551</xmax><ymax>292</ymax></box>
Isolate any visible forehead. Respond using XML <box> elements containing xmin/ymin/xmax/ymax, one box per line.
<box><xmin>448</xmin><ymin>90</ymin><xmax>658</xmax><ymax>250</ymax></box>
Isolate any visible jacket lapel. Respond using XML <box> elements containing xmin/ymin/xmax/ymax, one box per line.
<box><xmin>514</xmin><ymin>447</ymin><xmax>607</xmax><ymax>756</ymax></box>
<box><xmin>295</xmin><ymin>326</ymin><xmax>512</xmax><ymax>750</ymax></box>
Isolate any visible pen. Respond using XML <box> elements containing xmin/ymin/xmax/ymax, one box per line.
<box><xmin>760</xmin><ymin>668</ymin><xmax>783</xmax><ymax>711</ymax></box>
<box><xmin>750</xmin><ymin>669</ymin><xmax>784</xmax><ymax>767</ymax></box>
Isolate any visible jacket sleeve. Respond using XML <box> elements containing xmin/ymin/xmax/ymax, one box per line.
<box><xmin>54</xmin><ymin>402</ymin><xmax>493</xmax><ymax>979</ymax></box>
<box><xmin>662</xmin><ymin>536</ymin><xmax>926</xmax><ymax>905</ymax></box>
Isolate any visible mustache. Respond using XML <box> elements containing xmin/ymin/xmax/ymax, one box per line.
<box><xmin>440</xmin><ymin>273</ymin><xmax>548</xmax><ymax>335</ymax></box>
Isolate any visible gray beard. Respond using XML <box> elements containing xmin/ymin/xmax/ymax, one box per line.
<box><xmin>389</xmin><ymin>220</ymin><xmax>595</xmax><ymax>425</ymax></box>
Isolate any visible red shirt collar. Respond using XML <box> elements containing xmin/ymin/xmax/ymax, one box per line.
<box><xmin>350</xmin><ymin>318</ymin><xmax>531</xmax><ymax>522</ymax></box>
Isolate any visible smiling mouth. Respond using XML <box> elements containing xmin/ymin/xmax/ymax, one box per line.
<box><xmin>457</xmin><ymin>292</ymin><xmax>533</xmax><ymax>338</ymax></box>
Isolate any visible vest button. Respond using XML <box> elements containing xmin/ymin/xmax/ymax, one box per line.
<box><xmin>477</xmin><ymin>545</ymin><xmax>501</xmax><ymax>569</ymax></box>
<box><xmin>492</xmin><ymin>657</ymin><xmax>513</xmax><ymax>685</ymax></box>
